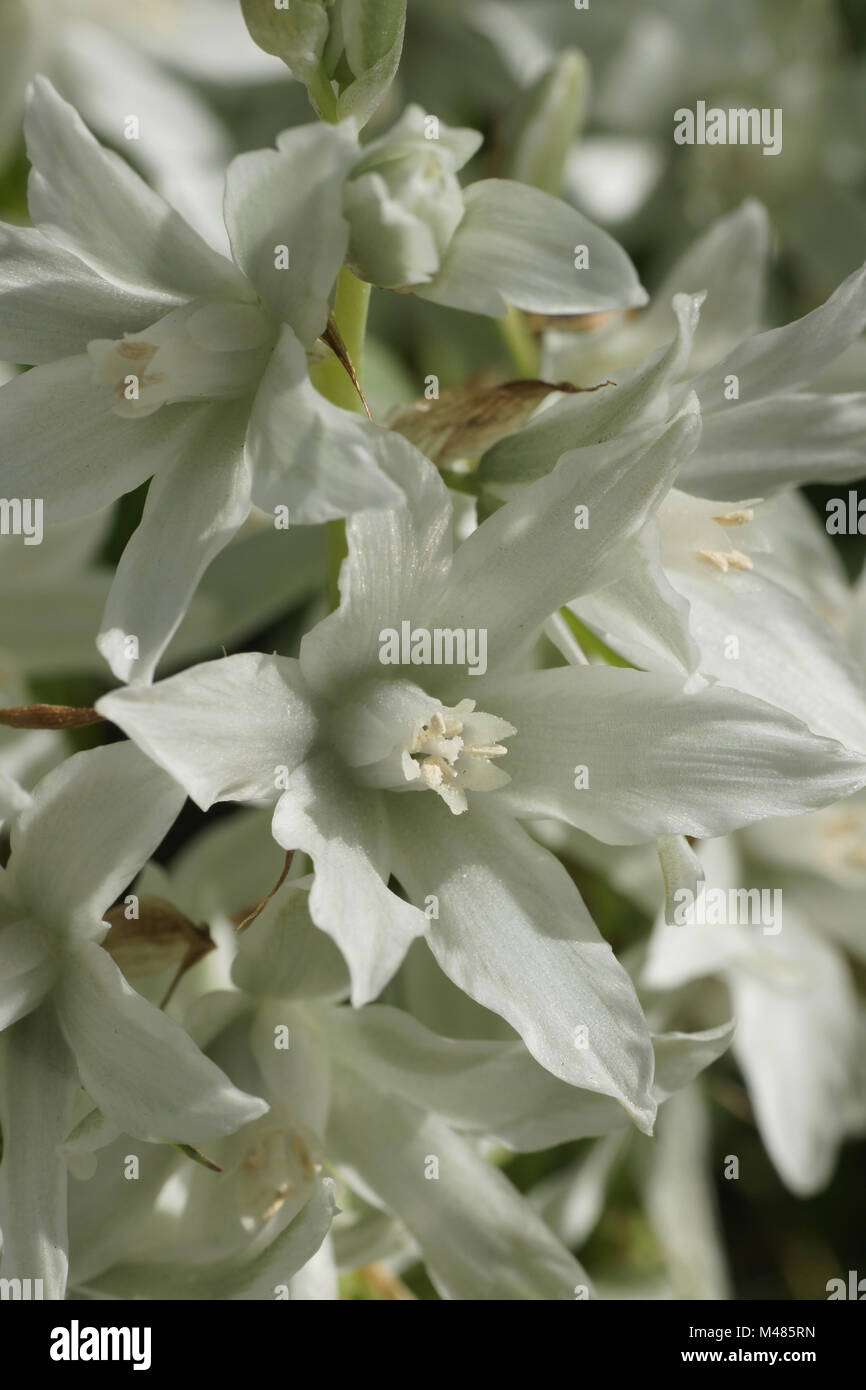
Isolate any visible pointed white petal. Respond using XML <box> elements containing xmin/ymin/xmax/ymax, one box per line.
<box><xmin>328</xmin><ymin>1064</ymin><xmax>594</xmax><ymax>1300</ymax></box>
<box><xmin>388</xmin><ymin>797</ymin><xmax>656</xmax><ymax>1129</ymax></box>
<box><xmin>437</xmin><ymin>406</ymin><xmax>701</xmax><ymax>671</ymax></box>
<box><xmin>482</xmin><ymin>290</ymin><xmax>701</xmax><ymax>490</ymax></box>
<box><xmin>418</xmin><ymin>179</ymin><xmax>647</xmax><ymax>317</ymax></box>
<box><xmin>272</xmin><ymin>755</ymin><xmax>426</xmax><ymax>1005</ymax></box>
<box><xmin>642</xmin><ymin>199</ymin><xmax>771</xmax><ymax>370</ymax></box>
<box><xmin>642</xmin><ymin>1087</ymin><xmax>732</xmax><ymax>1298</ymax></box>
<box><xmin>326</xmin><ymin>1004</ymin><xmax>636</xmax><ymax>1150</ymax></box>
<box><xmin>97</xmin><ymin>653</ymin><xmax>317</xmax><ymax>811</ymax></box>
<box><xmin>684</xmin><ymin>392</ymin><xmax>866</xmax><ymax>496</ymax></box>
<box><xmin>10</xmin><ymin>741</ymin><xmax>185</xmax><ymax>928</ymax></box>
<box><xmin>24</xmin><ymin>77</ymin><xmax>246</xmax><ymax>301</ymax></box>
<box><xmin>486</xmin><ymin>666</ymin><xmax>866</xmax><ymax>843</ymax></box>
<box><xmin>247</xmin><ymin>326</ymin><xmax>404</xmax><ymax>524</ymax></box>
<box><xmin>0</xmin><ymin>359</ymin><xmax>225</xmax><ymax>524</ymax></box>
<box><xmin>652</xmin><ymin>1024</ymin><xmax>736</xmax><ymax>1100</ymax></box>
<box><xmin>299</xmin><ymin>446</ymin><xmax>453</xmax><ymax>697</ymax></box>
<box><xmin>98</xmin><ymin>403</ymin><xmax>252</xmax><ymax>683</ymax></box>
<box><xmin>668</xmin><ymin>565</ymin><xmax>866</xmax><ymax>755</ymax></box>
<box><xmin>732</xmin><ymin>915</ymin><xmax>862</xmax><ymax>1195</ymax></box>
<box><xmin>56</xmin><ymin>943</ymin><xmax>268</xmax><ymax>1143</ymax></box>
<box><xmin>693</xmin><ymin>260</ymin><xmax>866</xmax><ymax>409</ymax></box>
<box><xmin>0</xmin><ymin>1005</ymin><xmax>78</xmax><ymax>1299</ymax></box>
<box><xmin>62</xmin><ymin>22</ymin><xmax>231</xmax><ymax>248</ymax></box>
<box><xmin>0</xmin><ymin>223</ymin><xmax>180</xmax><ymax>365</ymax></box>
<box><xmin>225</xmin><ymin>124</ymin><xmax>356</xmax><ymax>345</ymax></box>
<box><xmin>571</xmin><ymin>521</ymin><xmax>700</xmax><ymax>676</ymax></box>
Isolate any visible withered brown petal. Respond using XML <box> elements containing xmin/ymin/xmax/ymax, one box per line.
<box><xmin>102</xmin><ymin>897</ymin><xmax>213</xmax><ymax>980</ymax></box>
<box><xmin>385</xmin><ymin>377</ymin><xmax>612</xmax><ymax>467</ymax></box>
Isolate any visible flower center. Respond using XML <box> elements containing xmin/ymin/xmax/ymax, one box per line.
<box><xmin>87</xmin><ymin>299</ymin><xmax>274</xmax><ymax>418</ymax></box>
<box><xmin>237</xmin><ymin>1120</ymin><xmax>323</xmax><ymax>1231</ymax></box>
<box><xmin>658</xmin><ymin>489</ymin><xmax>767</xmax><ymax>582</ymax></box>
<box><xmin>337</xmin><ymin>681</ymin><xmax>515</xmax><ymax>816</ymax></box>
<box><xmin>401</xmin><ymin>700</ymin><xmax>514</xmax><ymax>815</ymax></box>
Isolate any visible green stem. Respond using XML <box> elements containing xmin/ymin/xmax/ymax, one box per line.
<box><xmin>310</xmin><ymin>268</ymin><xmax>373</xmax><ymax>610</ymax></box>
<box><xmin>498</xmin><ymin>304</ymin><xmax>540</xmax><ymax>379</ymax></box>
<box><xmin>309</xmin><ymin>62</ymin><xmax>339</xmax><ymax>124</ymax></box>
<box><xmin>560</xmin><ymin>607</ymin><xmax>633</xmax><ymax>668</ymax></box>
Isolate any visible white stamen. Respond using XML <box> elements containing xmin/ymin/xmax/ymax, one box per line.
<box><xmin>404</xmin><ymin>699</ymin><xmax>515</xmax><ymax>814</ymax></box>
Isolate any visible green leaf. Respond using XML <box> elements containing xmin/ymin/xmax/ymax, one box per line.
<box><xmin>240</xmin><ymin>0</ymin><xmax>332</xmax><ymax>85</ymax></box>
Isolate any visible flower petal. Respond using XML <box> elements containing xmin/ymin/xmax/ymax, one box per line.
<box><xmin>732</xmin><ymin>917</ymin><xmax>861</xmax><ymax>1195</ymax></box>
<box><xmin>247</xmin><ymin>325</ymin><xmax>405</xmax><ymax>524</ymax></box>
<box><xmin>436</xmin><ymin>403</ymin><xmax>701</xmax><ymax>672</ymax></box>
<box><xmin>55</xmin><ymin>942</ymin><xmax>268</xmax><ymax>1143</ymax></box>
<box><xmin>571</xmin><ymin>521</ymin><xmax>700</xmax><ymax>676</ymax></box>
<box><xmin>326</xmin><ymin>1004</ymin><xmax>635</xmax><ymax>1150</ymax></box>
<box><xmin>0</xmin><ymin>358</ymin><xmax>222</xmax><ymax>524</ymax></box>
<box><xmin>232</xmin><ymin>877</ymin><xmax>350</xmax><ymax>1003</ymax></box>
<box><xmin>327</xmin><ymin>1063</ymin><xmax>594</xmax><ymax>1300</ymax></box>
<box><xmin>10</xmin><ymin>741</ymin><xmax>185</xmax><ymax>928</ymax></box>
<box><xmin>224</xmin><ymin>124</ymin><xmax>357</xmax><ymax>345</ymax></box>
<box><xmin>485</xmin><ymin>666</ymin><xmax>866</xmax><ymax>842</ymax></box>
<box><xmin>692</xmin><ymin>259</ymin><xmax>866</xmax><ymax>408</ymax></box>
<box><xmin>272</xmin><ymin>755</ymin><xmax>426</xmax><ymax>1005</ymax></box>
<box><xmin>642</xmin><ymin>199</ymin><xmax>771</xmax><ymax>371</ymax></box>
<box><xmin>61</xmin><ymin>21</ymin><xmax>231</xmax><ymax>250</ymax></box>
<box><xmin>0</xmin><ymin>1005</ymin><xmax>78</xmax><ymax>1299</ymax></box>
<box><xmin>666</xmin><ymin>564</ymin><xmax>866</xmax><ymax>755</ymax></box>
<box><xmin>24</xmin><ymin>77</ymin><xmax>246</xmax><ymax>301</ymax></box>
<box><xmin>388</xmin><ymin>797</ymin><xmax>656</xmax><ymax>1129</ymax></box>
<box><xmin>299</xmin><ymin>444</ymin><xmax>453</xmax><ymax>697</ymax></box>
<box><xmin>643</xmin><ymin>1087</ymin><xmax>731</xmax><ymax>1298</ymax></box>
<box><xmin>97</xmin><ymin>402</ymin><xmax>252</xmax><ymax>683</ymax></box>
<box><xmin>418</xmin><ymin>178</ymin><xmax>648</xmax><ymax>316</ymax></box>
<box><xmin>77</xmin><ymin>1172</ymin><xmax>336</xmax><ymax>1300</ymax></box>
<box><xmin>682</xmin><ymin>392</ymin><xmax>866</xmax><ymax>496</ymax></box>
<box><xmin>482</xmin><ymin>290</ymin><xmax>701</xmax><ymax>490</ymax></box>
<box><xmin>0</xmin><ymin>223</ymin><xmax>181</xmax><ymax>365</ymax></box>
<box><xmin>0</xmin><ymin>910</ymin><xmax>55</xmax><ymax>1029</ymax></box>
<box><xmin>98</xmin><ymin>653</ymin><xmax>316</xmax><ymax>811</ymax></box>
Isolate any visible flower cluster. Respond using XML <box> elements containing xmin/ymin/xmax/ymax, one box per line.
<box><xmin>0</xmin><ymin>0</ymin><xmax>864</xmax><ymax>1303</ymax></box>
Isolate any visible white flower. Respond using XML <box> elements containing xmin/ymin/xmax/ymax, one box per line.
<box><xmin>64</xmin><ymin>809</ymin><xmax>735</xmax><ymax>1301</ymax></box>
<box><xmin>477</xmin><ymin>204</ymin><xmax>866</xmax><ymax>752</ymax></box>
<box><xmin>0</xmin><ymin>79</ymin><xmax>407</xmax><ymax>684</ymax></box>
<box><xmin>343</xmin><ymin>106</ymin><xmax>482</xmax><ymax>288</ymax></box>
<box><xmin>66</xmin><ymin>836</ymin><xmax>607</xmax><ymax>1300</ymax></box>
<box><xmin>536</xmin><ymin>200</ymin><xmax>866</xmax><ymax>497</ymax></box>
<box><xmin>0</xmin><ymin>742</ymin><xmax>268</xmax><ymax>1298</ymax></box>
<box><xmin>643</xmin><ymin>835</ymin><xmax>863</xmax><ymax>1196</ymax></box>
<box><xmin>97</xmin><ymin>430</ymin><xmax>866</xmax><ymax>1133</ymax></box>
<box><xmin>344</xmin><ymin>102</ymin><xmax>649</xmax><ymax>316</ymax></box>
<box><xmin>0</xmin><ymin>0</ymin><xmax>281</xmax><ymax>243</ymax></box>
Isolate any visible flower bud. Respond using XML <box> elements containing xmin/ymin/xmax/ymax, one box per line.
<box><xmin>506</xmin><ymin>50</ymin><xmax>590</xmax><ymax>196</ymax></box>
<box><xmin>344</xmin><ymin>106</ymin><xmax>482</xmax><ymax>288</ymax></box>
<box><xmin>241</xmin><ymin>0</ymin><xmax>406</xmax><ymax>127</ymax></box>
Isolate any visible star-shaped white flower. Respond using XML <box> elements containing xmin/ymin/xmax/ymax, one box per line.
<box><xmin>98</xmin><ymin>425</ymin><xmax>866</xmax><ymax>1135</ymax></box>
<box><xmin>0</xmin><ymin>741</ymin><xmax>267</xmax><ymax>1297</ymax></box>
<box><xmin>0</xmin><ymin>78</ymin><xmax>406</xmax><ymax>685</ymax></box>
